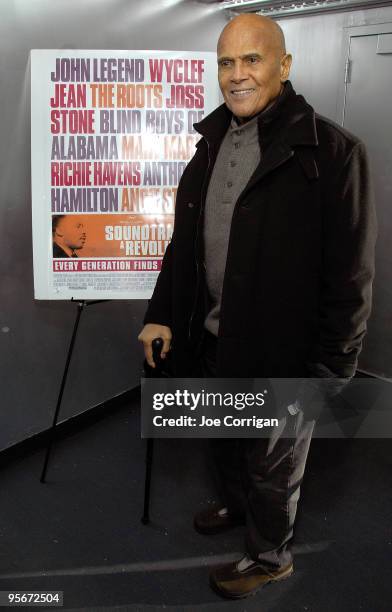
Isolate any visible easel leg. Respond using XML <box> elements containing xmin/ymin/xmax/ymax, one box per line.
<box><xmin>141</xmin><ymin>438</ymin><xmax>154</xmax><ymax>524</ymax></box>
<box><xmin>40</xmin><ymin>301</ymin><xmax>85</xmax><ymax>483</ymax></box>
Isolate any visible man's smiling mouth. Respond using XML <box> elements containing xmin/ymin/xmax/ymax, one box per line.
<box><xmin>230</xmin><ymin>88</ymin><xmax>255</xmax><ymax>96</ymax></box>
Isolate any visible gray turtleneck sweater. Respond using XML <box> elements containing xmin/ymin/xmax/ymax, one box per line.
<box><xmin>203</xmin><ymin>113</ymin><xmax>261</xmax><ymax>336</ymax></box>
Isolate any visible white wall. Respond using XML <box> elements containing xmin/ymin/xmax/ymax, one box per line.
<box><xmin>277</xmin><ymin>5</ymin><xmax>392</xmax><ymax>119</ymax></box>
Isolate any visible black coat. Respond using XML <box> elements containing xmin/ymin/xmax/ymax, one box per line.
<box><xmin>53</xmin><ymin>242</ymin><xmax>74</xmax><ymax>258</ymax></box>
<box><xmin>144</xmin><ymin>81</ymin><xmax>377</xmax><ymax>378</ymax></box>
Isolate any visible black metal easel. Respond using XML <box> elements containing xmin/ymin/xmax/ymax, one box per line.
<box><xmin>40</xmin><ymin>298</ymin><xmax>108</xmax><ymax>483</ymax></box>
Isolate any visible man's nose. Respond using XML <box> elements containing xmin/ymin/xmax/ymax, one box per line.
<box><xmin>231</xmin><ymin>61</ymin><xmax>247</xmax><ymax>82</ymax></box>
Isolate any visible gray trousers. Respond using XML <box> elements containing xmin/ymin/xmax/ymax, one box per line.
<box><xmin>202</xmin><ymin>331</ymin><xmax>315</xmax><ymax>570</ymax></box>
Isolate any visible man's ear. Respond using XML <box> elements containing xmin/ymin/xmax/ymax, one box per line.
<box><xmin>280</xmin><ymin>54</ymin><xmax>292</xmax><ymax>82</ymax></box>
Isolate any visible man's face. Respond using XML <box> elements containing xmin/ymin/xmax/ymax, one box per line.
<box><xmin>217</xmin><ymin>22</ymin><xmax>291</xmax><ymax>120</ymax></box>
<box><xmin>56</xmin><ymin>217</ymin><xmax>86</xmax><ymax>250</ymax></box>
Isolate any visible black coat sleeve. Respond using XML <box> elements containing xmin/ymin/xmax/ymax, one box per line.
<box><xmin>311</xmin><ymin>141</ymin><xmax>377</xmax><ymax>378</ymax></box>
<box><xmin>143</xmin><ymin>236</ymin><xmax>174</xmax><ymax>328</ymax></box>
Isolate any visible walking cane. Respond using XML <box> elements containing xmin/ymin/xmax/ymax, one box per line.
<box><xmin>141</xmin><ymin>337</ymin><xmax>165</xmax><ymax>525</ymax></box>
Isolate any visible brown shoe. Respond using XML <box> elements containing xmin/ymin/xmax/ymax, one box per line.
<box><xmin>193</xmin><ymin>505</ymin><xmax>245</xmax><ymax>535</ymax></box>
<box><xmin>210</xmin><ymin>554</ymin><xmax>293</xmax><ymax>599</ymax></box>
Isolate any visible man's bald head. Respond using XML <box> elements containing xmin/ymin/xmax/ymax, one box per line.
<box><xmin>218</xmin><ymin>14</ymin><xmax>286</xmax><ymax>56</ymax></box>
<box><xmin>216</xmin><ymin>13</ymin><xmax>292</xmax><ymax>121</ymax></box>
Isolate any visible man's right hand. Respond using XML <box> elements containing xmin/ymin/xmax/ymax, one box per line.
<box><xmin>138</xmin><ymin>324</ymin><xmax>172</xmax><ymax>368</ymax></box>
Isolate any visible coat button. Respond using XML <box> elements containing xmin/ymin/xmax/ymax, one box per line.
<box><xmin>187</xmin><ymin>202</ymin><xmax>194</xmax><ymax>208</ymax></box>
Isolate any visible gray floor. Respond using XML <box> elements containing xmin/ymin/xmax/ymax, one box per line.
<box><xmin>0</xmin><ymin>399</ymin><xmax>391</xmax><ymax>611</ymax></box>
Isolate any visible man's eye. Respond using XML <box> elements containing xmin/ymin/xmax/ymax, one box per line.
<box><xmin>219</xmin><ymin>60</ymin><xmax>231</xmax><ymax>68</ymax></box>
<box><xmin>247</xmin><ymin>57</ymin><xmax>258</xmax><ymax>64</ymax></box>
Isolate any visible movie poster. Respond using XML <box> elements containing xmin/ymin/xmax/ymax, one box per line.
<box><xmin>31</xmin><ymin>50</ymin><xmax>219</xmax><ymax>299</ymax></box>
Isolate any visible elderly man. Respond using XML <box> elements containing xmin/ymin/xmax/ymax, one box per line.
<box><xmin>138</xmin><ymin>14</ymin><xmax>376</xmax><ymax>600</ymax></box>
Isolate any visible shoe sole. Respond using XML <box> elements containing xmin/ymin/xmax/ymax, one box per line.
<box><xmin>209</xmin><ymin>564</ymin><xmax>294</xmax><ymax>600</ymax></box>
